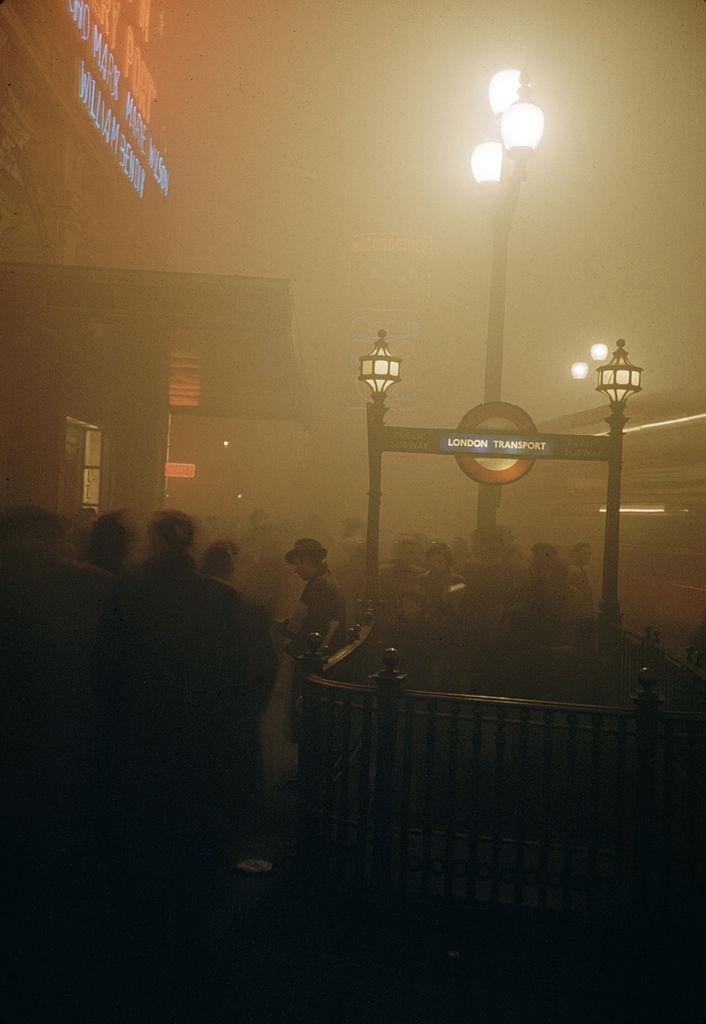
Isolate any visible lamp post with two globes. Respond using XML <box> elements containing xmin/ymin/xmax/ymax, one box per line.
<box><xmin>470</xmin><ymin>69</ymin><xmax>545</xmax><ymax>532</ymax></box>
<box><xmin>358</xmin><ymin>330</ymin><xmax>402</xmax><ymax>607</ymax></box>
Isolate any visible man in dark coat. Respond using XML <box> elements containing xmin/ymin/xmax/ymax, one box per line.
<box><xmin>283</xmin><ymin>537</ymin><xmax>346</xmax><ymax>656</ymax></box>
<box><xmin>0</xmin><ymin>505</ymin><xmax>116</xmax><ymax>1020</ymax></box>
<box><xmin>95</xmin><ymin>510</ymin><xmax>277</xmax><ymax>1018</ymax></box>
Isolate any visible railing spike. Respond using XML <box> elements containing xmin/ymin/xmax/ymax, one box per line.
<box><xmin>305</xmin><ymin>632</ymin><xmax>322</xmax><ymax>654</ymax></box>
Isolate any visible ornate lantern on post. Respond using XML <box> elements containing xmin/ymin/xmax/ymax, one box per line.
<box><xmin>595</xmin><ymin>339</ymin><xmax>643</xmax><ymax>651</ymax></box>
<box><xmin>358</xmin><ymin>329</ymin><xmax>402</xmax><ymax>608</ymax></box>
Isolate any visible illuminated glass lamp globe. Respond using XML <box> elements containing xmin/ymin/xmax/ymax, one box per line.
<box><xmin>501</xmin><ymin>98</ymin><xmax>544</xmax><ymax>157</ymax></box>
<box><xmin>470</xmin><ymin>141</ymin><xmax>503</xmax><ymax>184</ymax></box>
<box><xmin>596</xmin><ymin>339</ymin><xmax>643</xmax><ymax>406</ymax></box>
<box><xmin>488</xmin><ymin>69</ymin><xmax>521</xmax><ymax>116</ymax></box>
<box><xmin>590</xmin><ymin>342</ymin><xmax>609</xmax><ymax>362</ymax></box>
<box><xmin>358</xmin><ymin>329</ymin><xmax>402</xmax><ymax>396</ymax></box>
<box><xmin>571</xmin><ymin>361</ymin><xmax>589</xmax><ymax>380</ymax></box>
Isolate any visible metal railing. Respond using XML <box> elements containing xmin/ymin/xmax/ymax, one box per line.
<box><xmin>298</xmin><ymin>647</ymin><xmax>706</xmax><ymax>928</ymax></box>
<box><xmin>617</xmin><ymin>627</ymin><xmax>706</xmax><ymax>713</ymax></box>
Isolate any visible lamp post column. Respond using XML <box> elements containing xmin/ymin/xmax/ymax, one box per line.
<box><xmin>598</xmin><ymin>403</ymin><xmax>627</xmax><ymax>651</ymax></box>
<box><xmin>477</xmin><ymin>161</ymin><xmax>523</xmax><ymax>532</ymax></box>
<box><xmin>594</xmin><ymin>338</ymin><xmax>643</xmax><ymax>656</ymax></box>
<box><xmin>365</xmin><ymin>393</ymin><xmax>386</xmax><ymax>610</ymax></box>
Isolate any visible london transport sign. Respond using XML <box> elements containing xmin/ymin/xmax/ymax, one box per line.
<box><xmin>381</xmin><ymin>427</ymin><xmax>610</xmax><ymax>462</ymax></box>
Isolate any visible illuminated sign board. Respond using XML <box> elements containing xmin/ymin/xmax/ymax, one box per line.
<box><xmin>164</xmin><ymin>462</ymin><xmax>195</xmax><ymax>478</ymax></box>
<box><xmin>66</xmin><ymin>0</ymin><xmax>171</xmax><ymax>200</ymax></box>
<box><xmin>382</xmin><ymin>427</ymin><xmax>610</xmax><ymax>462</ymax></box>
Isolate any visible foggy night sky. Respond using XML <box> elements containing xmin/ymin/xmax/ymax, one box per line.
<box><xmin>5</xmin><ymin>0</ymin><xmax>705</xmax><ymax>536</ymax></box>
<box><xmin>142</xmin><ymin>0</ymin><xmax>706</xmax><ymax>425</ymax></box>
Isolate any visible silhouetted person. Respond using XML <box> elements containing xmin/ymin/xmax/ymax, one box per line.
<box><xmin>67</xmin><ymin>504</ymin><xmax>98</xmax><ymax>560</ymax></box>
<box><xmin>200</xmin><ymin>536</ymin><xmax>278</xmax><ymax>792</ymax></box>
<box><xmin>420</xmin><ymin>541</ymin><xmax>466</xmax><ymax>619</ymax></box>
<box><xmin>0</xmin><ymin>505</ymin><xmax>115</xmax><ymax>1020</ymax></box>
<box><xmin>419</xmin><ymin>542</ymin><xmax>468</xmax><ymax>690</ymax></box>
<box><xmin>462</xmin><ymin>527</ymin><xmax>525</xmax><ymax>660</ymax></box>
<box><xmin>502</xmin><ymin>544</ymin><xmax>568</xmax><ymax>643</ymax></box>
<box><xmin>568</xmin><ymin>542</ymin><xmax>595</xmax><ymax>644</ymax></box>
<box><xmin>388</xmin><ymin>581</ymin><xmax>438</xmax><ymax>690</ymax></box>
<box><xmin>201</xmin><ymin>538</ymin><xmax>238</xmax><ymax>581</ymax></box>
<box><xmin>267</xmin><ymin>538</ymin><xmax>347</xmax><ymax>752</ymax></box>
<box><xmin>377</xmin><ymin>536</ymin><xmax>425</xmax><ymax>637</ymax></box>
<box><xmin>85</xmin><ymin>509</ymin><xmax>135</xmax><ymax>575</ymax></box>
<box><xmin>502</xmin><ymin>543</ymin><xmax>573</xmax><ymax>698</ymax></box>
<box><xmin>95</xmin><ymin>510</ymin><xmax>276</xmax><ymax>1020</ymax></box>
<box><xmin>283</xmin><ymin>537</ymin><xmax>346</xmax><ymax>656</ymax></box>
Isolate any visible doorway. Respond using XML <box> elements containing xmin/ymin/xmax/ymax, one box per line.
<box><xmin>62</xmin><ymin>417</ymin><xmax>104</xmax><ymax>516</ymax></box>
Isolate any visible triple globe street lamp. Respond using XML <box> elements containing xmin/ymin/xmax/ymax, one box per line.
<box><xmin>470</xmin><ymin>68</ymin><xmax>545</xmax><ymax>532</ymax></box>
<box><xmin>356</xmin><ymin>65</ymin><xmax>641</xmax><ymax>641</ymax></box>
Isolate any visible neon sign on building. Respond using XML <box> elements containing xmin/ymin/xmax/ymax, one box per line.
<box><xmin>66</xmin><ymin>0</ymin><xmax>171</xmax><ymax>200</ymax></box>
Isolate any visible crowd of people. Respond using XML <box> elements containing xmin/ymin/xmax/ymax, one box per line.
<box><xmin>0</xmin><ymin>500</ymin><xmax>598</xmax><ymax>1019</ymax></box>
<box><xmin>374</xmin><ymin>528</ymin><xmax>598</xmax><ymax>699</ymax></box>
<box><xmin>0</xmin><ymin>504</ymin><xmax>346</xmax><ymax>1020</ymax></box>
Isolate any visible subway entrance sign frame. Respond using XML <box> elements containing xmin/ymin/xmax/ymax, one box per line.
<box><xmin>364</xmin><ymin>400</ymin><xmax>614</xmax><ymax>608</ymax></box>
<box><xmin>381</xmin><ymin>401</ymin><xmax>610</xmax><ymax>486</ymax></box>
<box><xmin>382</xmin><ymin>426</ymin><xmax>610</xmax><ymax>462</ymax></box>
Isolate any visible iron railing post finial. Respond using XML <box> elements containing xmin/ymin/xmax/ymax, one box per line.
<box><xmin>373</xmin><ymin>646</ymin><xmax>406</xmax><ymax>696</ymax></box>
<box><xmin>300</xmin><ymin>631</ymin><xmax>326</xmax><ymax>676</ymax></box>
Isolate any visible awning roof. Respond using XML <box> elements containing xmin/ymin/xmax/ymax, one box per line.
<box><xmin>0</xmin><ymin>261</ymin><xmax>308</xmax><ymax>423</ymax></box>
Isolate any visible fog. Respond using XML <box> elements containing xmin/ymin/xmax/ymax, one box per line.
<box><xmin>2</xmin><ymin>0</ymin><xmax>706</xmax><ymax>570</ymax></box>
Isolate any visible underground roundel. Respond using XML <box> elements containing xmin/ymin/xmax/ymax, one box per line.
<box><xmin>453</xmin><ymin>402</ymin><xmax>538</xmax><ymax>485</ymax></box>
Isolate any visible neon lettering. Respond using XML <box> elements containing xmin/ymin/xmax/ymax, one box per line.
<box><xmin>68</xmin><ymin>0</ymin><xmax>91</xmax><ymax>41</ymax></box>
<box><xmin>138</xmin><ymin>0</ymin><xmax>151</xmax><ymax>43</ymax></box>
<box><xmin>148</xmin><ymin>139</ymin><xmax>169</xmax><ymax>195</ymax></box>
<box><xmin>124</xmin><ymin>26</ymin><xmax>157</xmax><ymax>123</ymax></box>
<box><xmin>91</xmin><ymin>26</ymin><xmax>121</xmax><ymax>100</ymax></box>
<box><xmin>110</xmin><ymin>2</ymin><xmax>121</xmax><ymax>49</ymax></box>
<box><xmin>118</xmin><ymin>133</ymin><xmax>145</xmax><ymax>198</ymax></box>
<box><xmin>89</xmin><ymin>0</ymin><xmax>119</xmax><ymax>40</ymax></box>
<box><xmin>68</xmin><ymin>0</ymin><xmax>169</xmax><ymax>199</ymax></box>
<box><xmin>125</xmin><ymin>91</ymin><xmax>146</xmax><ymax>152</ymax></box>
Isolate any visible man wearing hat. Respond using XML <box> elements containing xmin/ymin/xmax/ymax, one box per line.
<box><xmin>283</xmin><ymin>537</ymin><xmax>346</xmax><ymax>656</ymax></box>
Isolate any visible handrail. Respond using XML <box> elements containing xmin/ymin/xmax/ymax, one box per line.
<box><xmin>322</xmin><ymin>622</ymin><xmax>373</xmax><ymax>674</ymax></box>
<box><xmin>305</xmin><ymin>673</ymin><xmax>374</xmax><ymax>696</ymax></box>
<box><xmin>305</xmin><ymin>672</ymin><xmax>637</xmax><ymax>717</ymax></box>
<box><xmin>622</xmin><ymin>626</ymin><xmax>706</xmax><ymax>680</ymax></box>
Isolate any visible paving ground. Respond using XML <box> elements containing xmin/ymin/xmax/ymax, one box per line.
<box><xmin>222</xmin><ymin>872</ymin><xmax>706</xmax><ymax>1024</ymax></box>
<box><xmin>3</xmin><ymin>781</ymin><xmax>704</xmax><ymax>1024</ymax></box>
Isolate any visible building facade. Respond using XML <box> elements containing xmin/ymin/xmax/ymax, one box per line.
<box><xmin>0</xmin><ymin>1</ymin><xmax>305</xmax><ymax>517</ymax></box>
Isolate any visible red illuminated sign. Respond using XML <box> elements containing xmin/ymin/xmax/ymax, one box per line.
<box><xmin>164</xmin><ymin>462</ymin><xmax>195</xmax><ymax>478</ymax></box>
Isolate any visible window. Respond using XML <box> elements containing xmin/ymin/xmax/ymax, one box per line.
<box><xmin>64</xmin><ymin>418</ymin><xmax>103</xmax><ymax>514</ymax></box>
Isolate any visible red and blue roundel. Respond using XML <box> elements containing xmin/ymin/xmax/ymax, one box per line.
<box><xmin>454</xmin><ymin>402</ymin><xmax>538</xmax><ymax>485</ymax></box>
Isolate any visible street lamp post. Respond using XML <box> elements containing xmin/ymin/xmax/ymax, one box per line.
<box><xmin>595</xmin><ymin>339</ymin><xmax>643</xmax><ymax>651</ymax></box>
<box><xmin>358</xmin><ymin>329</ymin><xmax>402</xmax><ymax>608</ymax></box>
<box><xmin>471</xmin><ymin>69</ymin><xmax>544</xmax><ymax>532</ymax></box>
